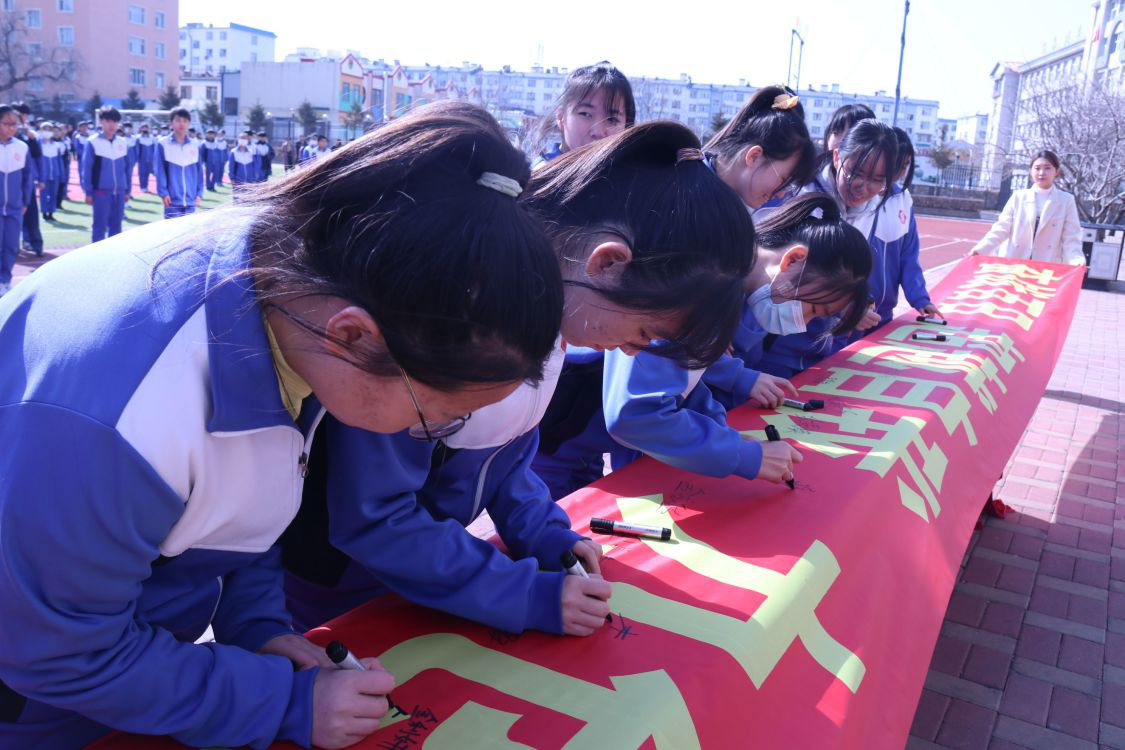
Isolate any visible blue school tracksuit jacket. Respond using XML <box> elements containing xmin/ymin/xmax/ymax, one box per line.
<box><xmin>81</xmin><ymin>133</ymin><xmax>133</xmax><ymax>242</ymax></box>
<box><xmin>866</xmin><ymin>185</ymin><xmax>929</xmax><ymax>327</ymax></box>
<box><xmin>0</xmin><ymin>215</ymin><xmax>321</xmax><ymax>750</ymax></box>
<box><xmin>0</xmin><ymin>137</ymin><xmax>33</xmax><ymax>284</ymax></box>
<box><xmin>36</xmin><ymin>139</ymin><xmax>63</xmax><ymax>214</ymax></box>
<box><xmin>155</xmin><ymin>134</ymin><xmax>204</xmax><ymax>217</ymax></box>
<box><xmin>282</xmin><ymin>343</ymin><xmax>582</xmax><ymax>634</ymax></box>
<box><xmin>228</xmin><ymin>147</ymin><xmax>259</xmax><ymax>184</ymax></box>
<box><xmin>532</xmin><ymin>343</ymin><xmax>764</xmax><ymax>500</ymax></box>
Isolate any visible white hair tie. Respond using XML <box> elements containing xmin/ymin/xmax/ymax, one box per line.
<box><xmin>477</xmin><ymin>171</ymin><xmax>523</xmax><ymax>198</ymax></box>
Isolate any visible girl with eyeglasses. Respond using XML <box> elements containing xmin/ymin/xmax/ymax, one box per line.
<box><xmin>0</xmin><ymin>102</ymin><xmax>563</xmax><ymax>750</ymax></box>
<box><xmin>757</xmin><ymin>118</ymin><xmax>911</xmax><ymax>378</ymax></box>
<box><xmin>282</xmin><ymin>120</ymin><xmax>759</xmax><ymax>640</ymax></box>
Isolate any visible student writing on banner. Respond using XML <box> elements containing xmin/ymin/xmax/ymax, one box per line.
<box><xmin>0</xmin><ymin>102</ymin><xmax>566</xmax><ymax>750</ymax></box>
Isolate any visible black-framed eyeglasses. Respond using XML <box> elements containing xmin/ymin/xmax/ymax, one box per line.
<box><xmin>398</xmin><ymin>367</ymin><xmax>469</xmax><ymax>442</ymax></box>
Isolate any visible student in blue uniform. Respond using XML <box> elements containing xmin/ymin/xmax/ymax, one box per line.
<box><xmin>214</xmin><ymin>129</ymin><xmax>228</xmax><ymax>186</ymax></box>
<box><xmin>527</xmin><ymin>61</ymin><xmax>634</xmax><ymax>168</ymax></box>
<box><xmin>256</xmin><ymin>132</ymin><xmax>274</xmax><ymax>182</ymax></box>
<box><xmin>283</xmin><ymin>118</ymin><xmax>760</xmax><ymax>636</ymax></box>
<box><xmin>203</xmin><ymin>129</ymin><xmax>221</xmax><ymax>190</ymax></box>
<box><xmin>155</xmin><ymin>107</ymin><xmax>205</xmax><ymax>219</ymax></box>
<box><xmin>80</xmin><ymin>106</ymin><xmax>133</xmax><ymax>243</ymax></box>
<box><xmin>856</xmin><ymin>126</ymin><xmax>940</xmax><ymax>331</ymax></box>
<box><xmin>36</xmin><ymin>122</ymin><xmax>61</xmax><ymax>221</ymax></box>
<box><xmin>300</xmin><ymin>134</ymin><xmax>332</xmax><ymax>165</ymax></box>
<box><xmin>823</xmin><ymin>102</ymin><xmax>875</xmax><ymax>154</ymax></box>
<box><xmin>12</xmin><ymin>103</ymin><xmax>43</xmax><ymax>257</ymax></box>
<box><xmin>757</xmin><ymin>119</ymin><xmax>902</xmax><ymax>378</ymax></box>
<box><xmin>71</xmin><ymin>120</ymin><xmax>90</xmax><ymax>180</ymax></box>
<box><xmin>0</xmin><ymin>101</ymin><xmax>565</xmax><ymax>750</ymax></box>
<box><xmin>135</xmin><ymin>123</ymin><xmax>156</xmax><ymax>193</ymax></box>
<box><xmin>227</xmin><ymin>130</ymin><xmax>259</xmax><ymax>188</ymax></box>
<box><xmin>531</xmin><ymin>86</ymin><xmax>821</xmax><ymax>498</ymax></box>
<box><xmin>0</xmin><ymin>105</ymin><xmax>33</xmax><ymax>297</ymax></box>
<box><xmin>55</xmin><ymin>123</ymin><xmax>71</xmax><ymax>206</ymax></box>
<box><xmin>536</xmin><ymin>194</ymin><xmax>873</xmax><ymax>497</ymax></box>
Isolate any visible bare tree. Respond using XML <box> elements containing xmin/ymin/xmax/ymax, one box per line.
<box><xmin>632</xmin><ymin>77</ymin><xmax>668</xmax><ymax>122</ymax></box>
<box><xmin>0</xmin><ymin>11</ymin><xmax>81</xmax><ymax>98</ymax></box>
<box><xmin>1011</xmin><ymin>72</ymin><xmax>1125</xmax><ymax>224</ymax></box>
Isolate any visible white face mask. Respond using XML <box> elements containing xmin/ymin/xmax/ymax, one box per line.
<box><xmin>39</xmin><ymin>130</ymin><xmax>52</xmax><ymax>140</ymax></box>
<box><xmin>238</xmin><ymin>138</ymin><xmax>249</xmax><ymax>147</ymax></box>
<box><xmin>748</xmin><ymin>262</ymin><xmax>808</xmax><ymax>336</ymax></box>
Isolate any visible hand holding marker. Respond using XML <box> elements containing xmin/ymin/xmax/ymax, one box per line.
<box><xmin>559</xmin><ymin>550</ymin><xmax>613</xmax><ymax>635</ymax></box>
<box><xmin>765</xmin><ymin>425</ymin><xmax>796</xmax><ymax>490</ymax></box>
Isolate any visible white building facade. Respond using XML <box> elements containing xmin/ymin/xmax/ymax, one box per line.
<box><xmin>179</xmin><ymin>22</ymin><xmax>276</xmax><ymax>77</ymax></box>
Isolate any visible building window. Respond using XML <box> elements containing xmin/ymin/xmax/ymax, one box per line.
<box><xmin>250</xmin><ymin>52</ymin><xmax>257</xmax><ymax>62</ymax></box>
<box><xmin>26</xmin><ymin>9</ymin><xmax>41</xmax><ymax>28</ymax></box>
<box><xmin>155</xmin><ymin>71</ymin><xmax>165</xmax><ymax>89</ymax></box>
<box><xmin>179</xmin><ymin>31</ymin><xmax>186</xmax><ymax>40</ymax></box>
<box><xmin>219</xmin><ymin>31</ymin><xmax>226</xmax><ymax>40</ymax></box>
<box><xmin>57</xmin><ymin>26</ymin><xmax>74</xmax><ymax>45</ymax></box>
<box><xmin>155</xmin><ymin>11</ymin><xmax>165</xmax><ymax>28</ymax></box>
<box><xmin>154</xmin><ymin>41</ymin><xmax>164</xmax><ymax>59</ymax></box>
<box><xmin>219</xmin><ymin>48</ymin><xmax>226</xmax><ymax>58</ymax></box>
<box><xmin>180</xmin><ymin>85</ymin><xmax>191</xmax><ymax>99</ymax></box>
<box><xmin>192</xmin><ymin>40</ymin><xmax>199</xmax><ymax>49</ymax></box>
<box><xmin>206</xmin><ymin>86</ymin><xmax>217</xmax><ymax>100</ymax></box>
<box><xmin>205</xmin><ymin>49</ymin><xmax>212</xmax><ymax>58</ymax></box>
<box><xmin>251</xmin><ymin>35</ymin><xmax>258</xmax><ymax>46</ymax></box>
<box><xmin>28</xmin><ymin>77</ymin><xmax>44</xmax><ymax>92</ymax></box>
<box><xmin>206</xmin><ymin>31</ymin><xmax>213</xmax><ymax>40</ymax></box>
<box><xmin>179</xmin><ymin>48</ymin><xmax>185</xmax><ymax>59</ymax></box>
<box><xmin>812</xmin><ymin>112</ymin><xmax>822</xmax><ymax>121</ymax></box>
<box><xmin>129</xmin><ymin>36</ymin><xmax>146</xmax><ymax>55</ymax></box>
<box><xmin>2</xmin><ymin>0</ymin><xmax>14</xmax><ymax>10</ymax></box>
<box><xmin>58</xmin><ymin>0</ymin><xmax>73</xmax><ymax>11</ymax></box>
<box><xmin>128</xmin><ymin>5</ymin><xmax>145</xmax><ymax>24</ymax></box>
<box><xmin>27</xmin><ymin>42</ymin><xmax>42</xmax><ymax>59</ymax></box>
<box><xmin>129</xmin><ymin>67</ymin><xmax>146</xmax><ymax>86</ymax></box>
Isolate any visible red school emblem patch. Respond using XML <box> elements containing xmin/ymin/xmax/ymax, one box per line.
<box><xmin>899</xmin><ymin>209</ymin><xmax>908</xmax><ymax>225</ymax></box>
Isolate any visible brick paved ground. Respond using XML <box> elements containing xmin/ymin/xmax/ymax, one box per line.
<box><xmin>908</xmin><ymin>282</ymin><xmax>1125</xmax><ymax>750</ymax></box>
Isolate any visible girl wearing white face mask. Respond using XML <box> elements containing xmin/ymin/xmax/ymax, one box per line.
<box><xmin>589</xmin><ymin>194</ymin><xmax>873</xmax><ymax>489</ymax></box>
<box><xmin>226</xmin><ymin>130</ymin><xmax>258</xmax><ymax>189</ymax></box>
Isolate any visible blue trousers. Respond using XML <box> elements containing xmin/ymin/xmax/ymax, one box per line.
<box><xmin>1</xmin><ymin>213</ymin><xmax>21</xmax><ymax>284</ymax></box>
<box><xmin>138</xmin><ymin>161</ymin><xmax>153</xmax><ymax>192</ymax></box>
<box><xmin>205</xmin><ymin>163</ymin><xmax>219</xmax><ymax>190</ymax></box>
<box><xmin>90</xmin><ymin>191</ymin><xmax>127</xmax><ymax>243</ymax></box>
<box><xmin>21</xmin><ymin>192</ymin><xmax>41</xmax><ymax>253</ymax></box>
<box><xmin>38</xmin><ymin>178</ymin><xmax>57</xmax><ymax>215</ymax></box>
<box><xmin>163</xmin><ymin>203</ymin><xmax>195</xmax><ymax>220</ymax></box>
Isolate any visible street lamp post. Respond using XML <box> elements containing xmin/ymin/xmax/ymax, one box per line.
<box><xmin>788</xmin><ymin>29</ymin><xmax>805</xmax><ymax>93</ymax></box>
<box><xmin>892</xmin><ymin>0</ymin><xmax>910</xmax><ymax>127</ymax></box>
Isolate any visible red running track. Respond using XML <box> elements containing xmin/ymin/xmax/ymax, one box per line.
<box><xmin>916</xmin><ymin>215</ymin><xmax>992</xmax><ymax>271</ymax></box>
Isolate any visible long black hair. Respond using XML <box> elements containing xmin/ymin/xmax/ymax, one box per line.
<box><xmin>705</xmin><ymin>85</ymin><xmax>817</xmax><ymax>193</ymax></box>
<box><xmin>892</xmin><ymin>126</ymin><xmax>915</xmax><ymax>191</ymax></box>
<box><xmin>755</xmin><ymin>194</ymin><xmax>872</xmax><ymax>335</ymax></box>
<box><xmin>524</xmin><ymin>122</ymin><xmax>756</xmax><ymax>368</ymax></box>
<box><xmin>525</xmin><ymin>61</ymin><xmax>636</xmax><ymax>158</ymax></box>
<box><xmin>238</xmin><ymin>101</ymin><xmax>563</xmax><ymax>390</ymax></box>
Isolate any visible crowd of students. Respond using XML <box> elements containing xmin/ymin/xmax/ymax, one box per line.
<box><xmin>0</xmin><ymin>58</ymin><xmax>1041</xmax><ymax>749</ymax></box>
<box><xmin>0</xmin><ymin>102</ymin><xmax>355</xmax><ymax>286</ymax></box>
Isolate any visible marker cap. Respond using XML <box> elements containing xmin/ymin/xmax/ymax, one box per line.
<box><xmin>590</xmin><ymin>518</ymin><xmax>614</xmax><ymax>535</ymax></box>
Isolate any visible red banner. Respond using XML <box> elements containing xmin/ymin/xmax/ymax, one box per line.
<box><xmin>94</xmin><ymin>257</ymin><xmax>1084</xmax><ymax>750</ymax></box>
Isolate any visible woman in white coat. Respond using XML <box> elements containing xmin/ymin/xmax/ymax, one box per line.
<box><xmin>969</xmin><ymin>150</ymin><xmax>1085</xmax><ymax>266</ymax></box>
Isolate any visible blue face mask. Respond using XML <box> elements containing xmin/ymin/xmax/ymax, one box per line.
<box><xmin>748</xmin><ymin>262</ymin><xmax>808</xmax><ymax>336</ymax></box>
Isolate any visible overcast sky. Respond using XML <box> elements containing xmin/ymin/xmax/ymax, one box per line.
<box><xmin>182</xmin><ymin>0</ymin><xmax>1091</xmax><ymax>119</ymax></box>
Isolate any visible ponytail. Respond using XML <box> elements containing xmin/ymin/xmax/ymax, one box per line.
<box><xmin>524</xmin><ymin>121</ymin><xmax>756</xmax><ymax>368</ymax></box>
<box><xmin>705</xmin><ymin>85</ymin><xmax>817</xmax><ymax>192</ymax></box>
<box><xmin>756</xmin><ymin>193</ymin><xmax>872</xmax><ymax>335</ymax></box>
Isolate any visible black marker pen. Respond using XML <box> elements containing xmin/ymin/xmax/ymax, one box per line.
<box><xmin>327</xmin><ymin>641</ymin><xmax>404</xmax><ymax>715</ymax></box>
<box><xmin>912</xmin><ymin>332</ymin><xmax>947</xmax><ymax>342</ymax></box>
<box><xmin>590</xmin><ymin>517</ymin><xmax>671</xmax><ymax>541</ymax></box>
<box><xmin>783</xmin><ymin>398</ymin><xmax>825</xmax><ymax>412</ymax></box>
<box><xmin>765</xmin><ymin>425</ymin><xmax>796</xmax><ymax>490</ymax></box>
<box><xmin>560</xmin><ymin>551</ymin><xmax>612</xmax><ymax>624</ymax></box>
<box><xmin>326</xmin><ymin>640</ymin><xmax>366</xmax><ymax>671</ymax></box>
<box><xmin>915</xmin><ymin>315</ymin><xmax>947</xmax><ymax>325</ymax></box>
